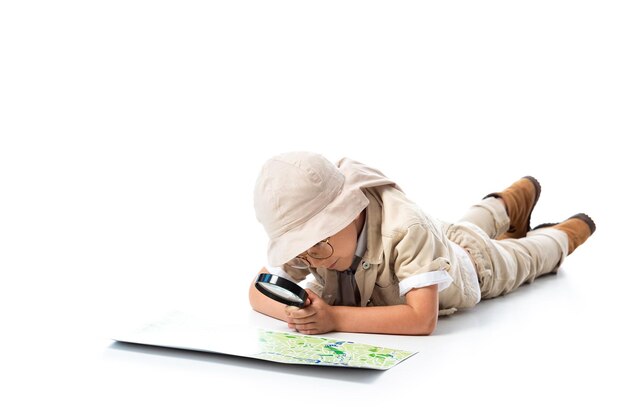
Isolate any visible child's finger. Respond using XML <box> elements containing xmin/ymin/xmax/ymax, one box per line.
<box><xmin>288</xmin><ymin>306</ymin><xmax>316</xmax><ymax>319</ymax></box>
<box><xmin>304</xmin><ymin>289</ymin><xmax>318</xmax><ymax>302</ymax></box>
<box><xmin>285</xmin><ymin>305</ymin><xmax>299</xmax><ymax>314</ymax></box>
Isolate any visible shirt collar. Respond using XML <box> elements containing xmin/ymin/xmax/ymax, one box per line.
<box><xmin>355</xmin><ymin>210</ymin><xmax>368</xmax><ymax>258</ymax></box>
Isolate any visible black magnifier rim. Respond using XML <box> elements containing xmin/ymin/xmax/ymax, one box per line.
<box><xmin>255</xmin><ymin>273</ymin><xmax>308</xmax><ymax>308</ymax></box>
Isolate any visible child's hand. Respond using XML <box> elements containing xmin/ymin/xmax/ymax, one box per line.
<box><xmin>284</xmin><ymin>289</ymin><xmax>336</xmax><ymax>335</ymax></box>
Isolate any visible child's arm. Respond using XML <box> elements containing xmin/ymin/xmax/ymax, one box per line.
<box><xmin>248</xmin><ymin>267</ymin><xmax>291</xmax><ymax>322</ymax></box>
<box><xmin>286</xmin><ymin>285</ymin><xmax>439</xmax><ymax>336</ymax></box>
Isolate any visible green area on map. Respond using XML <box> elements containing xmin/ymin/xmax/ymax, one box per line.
<box><xmin>254</xmin><ymin>330</ymin><xmax>414</xmax><ymax>369</ymax></box>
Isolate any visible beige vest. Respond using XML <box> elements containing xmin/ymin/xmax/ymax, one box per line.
<box><xmin>283</xmin><ymin>158</ymin><xmax>480</xmax><ymax>315</ymax></box>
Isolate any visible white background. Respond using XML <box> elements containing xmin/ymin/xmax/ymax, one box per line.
<box><xmin>1</xmin><ymin>1</ymin><xmax>625</xmax><ymax>417</ymax></box>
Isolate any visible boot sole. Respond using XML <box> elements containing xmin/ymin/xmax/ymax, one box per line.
<box><xmin>571</xmin><ymin>213</ymin><xmax>596</xmax><ymax>234</ymax></box>
<box><xmin>523</xmin><ymin>176</ymin><xmax>542</xmax><ymax>210</ymax></box>
<box><xmin>522</xmin><ymin>176</ymin><xmax>541</xmax><ymax>232</ymax></box>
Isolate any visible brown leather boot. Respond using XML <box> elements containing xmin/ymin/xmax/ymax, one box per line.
<box><xmin>484</xmin><ymin>176</ymin><xmax>541</xmax><ymax>239</ymax></box>
<box><xmin>534</xmin><ymin>213</ymin><xmax>596</xmax><ymax>255</ymax></box>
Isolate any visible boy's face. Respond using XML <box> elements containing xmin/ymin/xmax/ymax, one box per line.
<box><xmin>304</xmin><ymin>213</ymin><xmax>363</xmax><ymax>272</ymax></box>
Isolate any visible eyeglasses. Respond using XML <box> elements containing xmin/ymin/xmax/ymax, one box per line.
<box><xmin>286</xmin><ymin>238</ymin><xmax>334</xmax><ymax>269</ymax></box>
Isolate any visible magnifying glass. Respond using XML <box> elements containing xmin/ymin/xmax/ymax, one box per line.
<box><xmin>255</xmin><ymin>273</ymin><xmax>309</xmax><ymax>308</ymax></box>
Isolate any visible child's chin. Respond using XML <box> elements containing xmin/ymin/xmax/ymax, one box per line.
<box><xmin>331</xmin><ymin>260</ymin><xmax>346</xmax><ymax>271</ymax></box>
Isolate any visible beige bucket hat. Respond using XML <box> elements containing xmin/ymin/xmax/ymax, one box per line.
<box><xmin>254</xmin><ymin>152</ymin><xmax>369</xmax><ymax>267</ymax></box>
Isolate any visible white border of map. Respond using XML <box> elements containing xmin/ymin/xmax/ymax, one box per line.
<box><xmin>114</xmin><ymin>311</ymin><xmax>417</xmax><ymax>370</ymax></box>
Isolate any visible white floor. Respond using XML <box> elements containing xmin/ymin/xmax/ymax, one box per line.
<box><xmin>99</xmin><ymin>246</ymin><xmax>623</xmax><ymax>418</ymax></box>
<box><xmin>2</xmin><ymin>2</ymin><xmax>625</xmax><ymax>417</ymax></box>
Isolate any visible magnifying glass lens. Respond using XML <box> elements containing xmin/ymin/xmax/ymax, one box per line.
<box><xmin>257</xmin><ymin>282</ymin><xmax>304</xmax><ymax>303</ymax></box>
<box><xmin>255</xmin><ymin>274</ymin><xmax>308</xmax><ymax>307</ymax></box>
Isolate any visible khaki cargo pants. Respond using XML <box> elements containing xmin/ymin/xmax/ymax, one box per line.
<box><xmin>447</xmin><ymin>197</ymin><xmax>569</xmax><ymax>300</ymax></box>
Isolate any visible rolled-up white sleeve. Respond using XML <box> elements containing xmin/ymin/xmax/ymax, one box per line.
<box><xmin>398</xmin><ymin>270</ymin><xmax>453</xmax><ymax>296</ymax></box>
<box><xmin>393</xmin><ymin>224</ymin><xmax>454</xmax><ymax>296</ymax></box>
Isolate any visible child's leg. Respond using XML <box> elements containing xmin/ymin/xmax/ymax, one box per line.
<box><xmin>482</xmin><ymin>215</ymin><xmax>595</xmax><ymax>298</ymax></box>
<box><xmin>458</xmin><ymin>176</ymin><xmax>541</xmax><ymax>240</ymax></box>
<box><xmin>447</xmin><ymin>222</ymin><xmax>568</xmax><ymax>300</ymax></box>
<box><xmin>457</xmin><ymin>197</ymin><xmax>509</xmax><ymax>239</ymax></box>
<box><xmin>480</xmin><ymin>229</ymin><xmax>568</xmax><ymax>299</ymax></box>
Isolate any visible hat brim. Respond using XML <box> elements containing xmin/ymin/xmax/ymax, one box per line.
<box><xmin>266</xmin><ymin>186</ymin><xmax>369</xmax><ymax>267</ymax></box>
